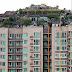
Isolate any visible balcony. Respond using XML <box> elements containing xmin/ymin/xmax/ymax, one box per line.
<box><xmin>9</xmin><ymin>39</ymin><xmax>23</xmax><ymax>41</ymax></box>
<box><xmin>30</xmin><ymin>56</ymin><xmax>40</xmax><ymax>59</ymax></box>
<box><xmin>8</xmin><ymin>59</ymin><xmax>22</xmax><ymax>62</ymax></box>
<box><xmin>8</xmin><ymin>52</ymin><xmax>22</xmax><ymax>55</ymax></box>
<box><xmin>8</xmin><ymin>57</ymin><xmax>22</xmax><ymax>61</ymax></box>
<box><xmin>30</xmin><ymin>70</ymin><xmax>33</xmax><ymax>72</ymax></box>
<box><xmin>9</xmin><ymin>45</ymin><xmax>23</xmax><ymax>48</ymax></box>
<box><xmin>8</xmin><ymin>66</ymin><xmax>22</xmax><ymax>69</ymax></box>
<box><xmin>30</xmin><ymin>36</ymin><xmax>34</xmax><ymax>39</ymax></box>
<box><xmin>30</xmin><ymin>49</ymin><xmax>40</xmax><ymax>52</ymax></box>
<box><xmin>30</xmin><ymin>63</ymin><xmax>40</xmax><ymax>66</ymax></box>
<box><xmin>30</xmin><ymin>43</ymin><xmax>34</xmax><ymax>46</ymax></box>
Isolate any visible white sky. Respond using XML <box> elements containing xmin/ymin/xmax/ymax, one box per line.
<box><xmin>0</xmin><ymin>0</ymin><xmax>71</xmax><ymax>14</ymax></box>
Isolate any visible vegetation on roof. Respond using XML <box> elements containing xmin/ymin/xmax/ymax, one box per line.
<box><xmin>46</xmin><ymin>14</ymin><xmax>60</xmax><ymax>19</ymax></box>
<box><xmin>22</xmin><ymin>9</ymin><xmax>61</xmax><ymax>11</ymax></box>
<box><xmin>1</xmin><ymin>16</ymin><xmax>18</xmax><ymax>27</ymax></box>
<box><xmin>20</xmin><ymin>18</ymin><xmax>31</xmax><ymax>26</ymax></box>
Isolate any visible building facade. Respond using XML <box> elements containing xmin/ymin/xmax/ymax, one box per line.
<box><xmin>0</xmin><ymin>23</ymin><xmax>72</xmax><ymax>72</ymax></box>
<box><xmin>0</xmin><ymin>26</ymin><xmax>43</xmax><ymax>72</ymax></box>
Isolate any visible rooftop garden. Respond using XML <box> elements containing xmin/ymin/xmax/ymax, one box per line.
<box><xmin>0</xmin><ymin>16</ymin><xmax>19</xmax><ymax>27</ymax></box>
<box><xmin>46</xmin><ymin>14</ymin><xmax>60</xmax><ymax>19</ymax></box>
<box><xmin>17</xmin><ymin>8</ymin><xmax>64</xmax><ymax>15</ymax></box>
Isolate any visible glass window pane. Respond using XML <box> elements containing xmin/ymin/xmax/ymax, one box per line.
<box><xmin>70</xmin><ymin>39</ymin><xmax>72</xmax><ymax>44</ymax></box>
<box><xmin>2</xmin><ymin>41</ymin><xmax>5</xmax><ymax>45</ymax></box>
<box><xmin>23</xmin><ymin>40</ymin><xmax>27</xmax><ymax>44</ymax></box>
<box><xmin>23</xmin><ymin>61</ymin><xmax>27</xmax><ymax>65</ymax></box>
<box><xmin>2</xmin><ymin>69</ymin><xmax>5</xmax><ymax>72</ymax></box>
<box><xmin>23</xmin><ymin>54</ymin><xmax>27</xmax><ymax>59</ymax></box>
<box><xmin>23</xmin><ymin>47</ymin><xmax>27</xmax><ymax>51</ymax></box>
<box><xmin>70</xmin><ymin>46</ymin><xmax>72</xmax><ymax>51</ymax></box>
<box><xmin>2</xmin><ymin>34</ymin><xmax>6</xmax><ymax>38</ymax></box>
<box><xmin>34</xmin><ymin>32</ymin><xmax>40</xmax><ymax>38</ymax></box>
<box><xmin>70</xmin><ymin>31</ymin><xmax>72</xmax><ymax>36</ymax></box>
<box><xmin>24</xmin><ymin>33</ymin><xmax>28</xmax><ymax>37</ymax></box>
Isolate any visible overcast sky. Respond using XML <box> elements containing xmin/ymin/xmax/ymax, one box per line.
<box><xmin>0</xmin><ymin>0</ymin><xmax>71</xmax><ymax>14</ymax></box>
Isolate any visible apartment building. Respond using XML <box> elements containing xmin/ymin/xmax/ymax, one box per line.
<box><xmin>0</xmin><ymin>20</ymin><xmax>72</xmax><ymax>72</ymax></box>
<box><xmin>0</xmin><ymin>26</ymin><xmax>43</xmax><ymax>72</ymax></box>
<box><xmin>52</xmin><ymin>24</ymin><xmax>72</xmax><ymax>72</ymax></box>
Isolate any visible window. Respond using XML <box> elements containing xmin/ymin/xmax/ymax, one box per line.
<box><xmin>61</xmin><ymin>39</ymin><xmax>66</xmax><ymax>45</ymax></box>
<box><xmin>55</xmin><ymin>54</ymin><xmax>59</xmax><ymax>58</ymax></box>
<box><xmin>70</xmin><ymin>31</ymin><xmax>72</xmax><ymax>36</ymax></box>
<box><xmin>23</xmin><ymin>47</ymin><xmax>27</xmax><ymax>51</ymax></box>
<box><xmin>55</xmin><ymin>46</ymin><xmax>59</xmax><ymax>51</ymax></box>
<box><xmin>44</xmin><ymin>56</ymin><xmax>47</xmax><ymax>60</ymax></box>
<box><xmin>23</xmin><ymin>54</ymin><xmax>27</xmax><ymax>59</ymax></box>
<box><xmin>23</xmin><ymin>68</ymin><xmax>27</xmax><ymax>72</ymax></box>
<box><xmin>44</xmin><ymin>49</ymin><xmax>48</xmax><ymax>53</ymax></box>
<box><xmin>71</xmin><ymin>67</ymin><xmax>72</xmax><ymax>70</ymax></box>
<box><xmin>44</xmin><ymin>69</ymin><xmax>47</xmax><ymax>72</ymax></box>
<box><xmin>70</xmin><ymin>46</ymin><xmax>72</xmax><ymax>51</ymax></box>
<box><xmin>2</xmin><ymin>62</ymin><xmax>5</xmax><ymax>66</ymax></box>
<box><xmin>34</xmin><ymin>61</ymin><xmax>40</xmax><ymax>65</ymax></box>
<box><xmin>2</xmin><ymin>41</ymin><xmax>5</xmax><ymax>45</ymax></box>
<box><xmin>44</xmin><ymin>35</ymin><xmax>48</xmax><ymax>39</ymax></box>
<box><xmin>2</xmin><ymin>34</ymin><xmax>6</xmax><ymax>38</ymax></box>
<box><xmin>55</xmin><ymin>31</ymin><xmax>66</xmax><ymax>38</ymax></box>
<box><xmin>34</xmin><ymin>54</ymin><xmax>40</xmax><ymax>58</ymax></box>
<box><xmin>0</xmin><ymin>48</ymin><xmax>5</xmax><ymax>52</ymax></box>
<box><xmin>55</xmin><ymin>32</ymin><xmax>59</xmax><ymax>38</ymax></box>
<box><xmin>10</xmin><ymin>34</ymin><xmax>12</xmax><ymax>38</ymax></box>
<box><xmin>55</xmin><ymin>60</ymin><xmax>66</xmax><ymax>65</ymax></box>
<box><xmin>34</xmin><ymin>39</ymin><xmax>40</xmax><ymax>45</ymax></box>
<box><xmin>1</xmin><ymin>55</ymin><xmax>5</xmax><ymax>59</ymax></box>
<box><xmin>23</xmin><ymin>40</ymin><xmax>27</xmax><ymax>44</ymax></box>
<box><xmin>16</xmin><ymin>34</ymin><xmax>19</xmax><ymax>38</ymax></box>
<box><xmin>23</xmin><ymin>61</ymin><xmax>27</xmax><ymax>65</ymax></box>
<box><xmin>34</xmin><ymin>32</ymin><xmax>40</xmax><ymax>38</ymax></box>
<box><xmin>70</xmin><ymin>53</ymin><xmax>72</xmax><ymax>57</ymax></box>
<box><xmin>2</xmin><ymin>48</ymin><xmax>5</xmax><ymax>52</ymax></box>
<box><xmin>20</xmin><ymin>49</ymin><xmax>22</xmax><ymax>53</ymax></box>
<box><xmin>57</xmin><ymin>68</ymin><xmax>59</xmax><ymax>71</ymax></box>
<box><xmin>61</xmin><ymin>61</ymin><xmax>66</xmax><ymax>65</ymax></box>
<box><xmin>20</xmin><ymin>34</ymin><xmax>23</xmax><ymax>39</ymax></box>
<box><xmin>70</xmin><ymin>39</ymin><xmax>72</xmax><ymax>44</ymax></box>
<box><xmin>2</xmin><ymin>69</ymin><xmax>5</xmax><ymax>72</ymax></box>
<box><xmin>55</xmin><ymin>39</ymin><xmax>59</xmax><ymax>45</ymax></box>
<box><xmin>23</xmin><ymin>33</ymin><xmax>28</xmax><ymax>37</ymax></box>
<box><xmin>44</xmin><ymin>62</ymin><xmax>48</xmax><ymax>67</ymax></box>
<box><xmin>34</xmin><ymin>46</ymin><xmax>40</xmax><ymax>51</ymax></box>
<box><xmin>34</xmin><ymin>68</ymin><xmax>40</xmax><ymax>72</ymax></box>
<box><xmin>55</xmin><ymin>61</ymin><xmax>58</xmax><ymax>65</ymax></box>
<box><xmin>70</xmin><ymin>60</ymin><xmax>72</xmax><ymax>64</ymax></box>
<box><xmin>44</xmin><ymin>42</ymin><xmax>47</xmax><ymax>46</ymax></box>
<box><xmin>0</xmin><ymin>34</ymin><xmax>6</xmax><ymax>38</ymax></box>
<box><xmin>62</xmin><ymin>46</ymin><xmax>64</xmax><ymax>50</ymax></box>
<box><xmin>55</xmin><ymin>53</ymin><xmax>67</xmax><ymax>58</ymax></box>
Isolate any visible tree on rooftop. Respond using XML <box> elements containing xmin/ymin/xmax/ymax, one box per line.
<box><xmin>19</xmin><ymin>9</ymin><xmax>23</xmax><ymax>14</ymax></box>
<box><xmin>46</xmin><ymin>14</ymin><xmax>59</xmax><ymax>19</ymax></box>
<box><xmin>60</xmin><ymin>10</ymin><xmax>65</xmax><ymax>14</ymax></box>
<box><xmin>2</xmin><ymin>19</ymin><xmax>10</xmax><ymax>27</ymax></box>
<box><xmin>9</xmin><ymin>16</ymin><xmax>16</xmax><ymax>22</ymax></box>
<box><xmin>2</xmin><ymin>19</ymin><xmax>16</xmax><ymax>27</ymax></box>
<box><xmin>21</xmin><ymin>18</ymin><xmax>32</xmax><ymax>26</ymax></box>
<box><xmin>37</xmin><ymin>18</ymin><xmax>44</xmax><ymax>26</ymax></box>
